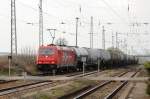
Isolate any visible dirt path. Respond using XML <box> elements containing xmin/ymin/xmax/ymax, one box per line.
<box><xmin>127</xmin><ymin>82</ymin><xmax>150</xmax><ymax>99</ymax></box>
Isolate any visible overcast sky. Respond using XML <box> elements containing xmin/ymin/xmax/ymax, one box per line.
<box><xmin>0</xmin><ymin>0</ymin><xmax>150</xmax><ymax>55</ymax></box>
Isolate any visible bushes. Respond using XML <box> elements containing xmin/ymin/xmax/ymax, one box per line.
<box><xmin>144</xmin><ymin>61</ymin><xmax>150</xmax><ymax>74</ymax></box>
<box><xmin>144</xmin><ymin>61</ymin><xmax>150</xmax><ymax>95</ymax></box>
<box><xmin>7</xmin><ymin>47</ymin><xmax>38</xmax><ymax>75</ymax></box>
<box><xmin>16</xmin><ymin>54</ymin><xmax>37</xmax><ymax>74</ymax></box>
<box><xmin>15</xmin><ymin>47</ymin><xmax>38</xmax><ymax>74</ymax></box>
<box><xmin>0</xmin><ymin>56</ymin><xmax>9</xmax><ymax>68</ymax></box>
<box><xmin>0</xmin><ymin>68</ymin><xmax>18</xmax><ymax>75</ymax></box>
<box><xmin>144</xmin><ymin>61</ymin><xmax>150</xmax><ymax>69</ymax></box>
<box><xmin>146</xmin><ymin>84</ymin><xmax>150</xmax><ymax>95</ymax></box>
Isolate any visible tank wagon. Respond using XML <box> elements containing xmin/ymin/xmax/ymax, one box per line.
<box><xmin>36</xmin><ymin>44</ymin><xmax>138</xmax><ymax>72</ymax></box>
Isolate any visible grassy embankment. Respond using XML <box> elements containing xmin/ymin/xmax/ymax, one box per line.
<box><xmin>24</xmin><ymin>80</ymin><xmax>99</xmax><ymax>99</ymax></box>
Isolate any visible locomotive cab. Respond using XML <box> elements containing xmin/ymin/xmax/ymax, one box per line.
<box><xmin>36</xmin><ymin>44</ymin><xmax>77</xmax><ymax>72</ymax></box>
<box><xmin>37</xmin><ymin>45</ymin><xmax>58</xmax><ymax>71</ymax></box>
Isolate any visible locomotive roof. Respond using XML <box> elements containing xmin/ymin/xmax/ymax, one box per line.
<box><xmin>39</xmin><ymin>45</ymin><xmax>75</xmax><ymax>52</ymax></box>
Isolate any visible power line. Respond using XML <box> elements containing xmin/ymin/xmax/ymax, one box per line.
<box><xmin>0</xmin><ymin>12</ymin><xmax>29</xmax><ymax>24</ymax></box>
<box><xmin>17</xmin><ymin>0</ymin><xmax>118</xmax><ymax>28</ymax></box>
<box><xmin>17</xmin><ymin>0</ymin><xmax>59</xmax><ymax>19</ymax></box>
<box><xmin>100</xmin><ymin>0</ymin><xmax>129</xmax><ymax>23</ymax></box>
<box><xmin>16</xmin><ymin>0</ymin><xmax>77</xmax><ymax>25</ymax></box>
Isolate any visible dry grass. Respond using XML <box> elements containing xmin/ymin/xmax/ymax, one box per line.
<box><xmin>16</xmin><ymin>54</ymin><xmax>37</xmax><ymax>74</ymax></box>
<box><xmin>0</xmin><ymin>47</ymin><xmax>38</xmax><ymax>75</ymax></box>
<box><xmin>0</xmin><ymin>56</ymin><xmax>8</xmax><ymax>68</ymax></box>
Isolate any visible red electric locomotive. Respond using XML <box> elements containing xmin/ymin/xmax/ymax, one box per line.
<box><xmin>36</xmin><ymin>44</ymin><xmax>77</xmax><ymax>71</ymax></box>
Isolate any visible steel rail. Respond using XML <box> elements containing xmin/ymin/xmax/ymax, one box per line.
<box><xmin>0</xmin><ymin>81</ymin><xmax>52</xmax><ymax>96</ymax></box>
<box><xmin>0</xmin><ymin>80</ymin><xmax>17</xmax><ymax>84</ymax></box>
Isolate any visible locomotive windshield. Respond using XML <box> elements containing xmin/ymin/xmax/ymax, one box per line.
<box><xmin>39</xmin><ymin>48</ymin><xmax>54</xmax><ymax>55</ymax></box>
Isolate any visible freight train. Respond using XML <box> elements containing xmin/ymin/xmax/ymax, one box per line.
<box><xmin>36</xmin><ymin>44</ymin><xmax>138</xmax><ymax>72</ymax></box>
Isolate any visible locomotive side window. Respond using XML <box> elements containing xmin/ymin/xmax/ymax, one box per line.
<box><xmin>39</xmin><ymin>48</ymin><xmax>54</xmax><ymax>55</ymax></box>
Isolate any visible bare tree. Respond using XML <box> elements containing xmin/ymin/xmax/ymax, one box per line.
<box><xmin>107</xmin><ymin>47</ymin><xmax>124</xmax><ymax>54</ymax></box>
<box><xmin>55</xmin><ymin>38</ymin><xmax>68</xmax><ymax>46</ymax></box>
<box><xmin>16</xmin><ymin>47</ymin><xmax>37</xmax><ymax>74</ymax></box>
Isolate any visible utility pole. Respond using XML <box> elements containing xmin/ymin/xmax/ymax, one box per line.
<box><xmin>47</xmin><ymin>29</ymin><xmax>57</xmax><ymax>44</ymax></box>
<box><xmin>126</xmin><ymin>32</ymin><xmax>128</xmax><ymax>54</ymax></box>
<box><xmin>90</xmin><ymin>16</ymin><xmax>93</xmax><ymax>48</ymax></box>
<box><xmin>60</xmin><ymin>21</ymin><xmax>66</xmax><ymax>39</ymax></box>
<box><xmin>39</xmin><ymin>0</ymin><xmax>43</xmax><ymax>46</ymax></box>
<box><xmin>11</xmin><ymin>0</ymin><xmax>17</xmax><ymax>57</ymax></box>
<box><xmin>102</xmin><ymin>26</ymin><xmax>105</xmax><ymax>49</ymax></box>
<box><xmin>112</xmin><ymin>31</ymin><xmax>114</xmax><ymax>48</ymax></box>
<box><xmin>116</xmin><ymin>32</ymin><xmax>118</xmax><ymax>49</ymax></box>
<box><xmin>118</xmin><ymin>39</ymin><xmax>123</xmax><ymax>50</ymax></box>
<box><xmin>10</xmin><ymin>0</ymin><xmax>17</xmax><ymax>76</ymax></box>
<box><xmin>75</xmin><ymin>17</ymin><xmax>79</xmax><ymax>47</ymax></box>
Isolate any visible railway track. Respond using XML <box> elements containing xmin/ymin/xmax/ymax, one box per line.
<box><xmin>104</xmin><ymin>69</ymin><xmax>140</xmax><ymax>99</ymax></box>
<box><xmin>58</xmin><ymin>69</ymin><xmax>140</xmax><ymax>99</ymax></box>
<box><xmin>0</xmin><ymin>80</ymin><xmax>45</xmax><ymax>90</ymax></box>
<box><xmin>79</xmin><ymin>70</ymin><xmax>140</xmax><ymax>99</ymax></box>
<box><xmin>0</xmin><ymin>80</ymin><xmax>17</xmax><ymax>84</ymax></box>
<box><xmin>32</xmin><ymin>69</ymin><xmax>98</xmax><ymax>77</ymax></box>
<box><xmin>66</xmin><ymin>68</ymin><xmax>130</xmax><ymax>78</ymax></box>
<box><xmin>57</xmin><ymin>71</ymin><xmax>128</xmax><ymax>99</ymax></box>
<box><xmin>67</xmin><ymin>71</ymin><xmax>98</xmax><ymax>78</ymax></box>
<box><xmin>0</xmin><ymin>70</ymin><xmax>99</xmax><ymax>98</ymax></box>
<box><xmin>0</xmin><ymin>68</ymin><xmax>138</xmax><ymax>98</ymax></box>
<box><xmin>0</xmin><ymin>81</ymin><xmax>53</xmax><ymax>98</ymax></box>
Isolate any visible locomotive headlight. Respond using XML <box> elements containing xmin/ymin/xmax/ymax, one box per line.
<box><xmin>51</xmin><ymin>61</ymin><xmax>55</xmax><ymax>64</ymax></box>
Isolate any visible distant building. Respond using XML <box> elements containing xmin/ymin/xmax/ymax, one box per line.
<box><xmin>0</xmin><ymin>52</ymin><xmax>9</xmax><ymax>56</ymax></box>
